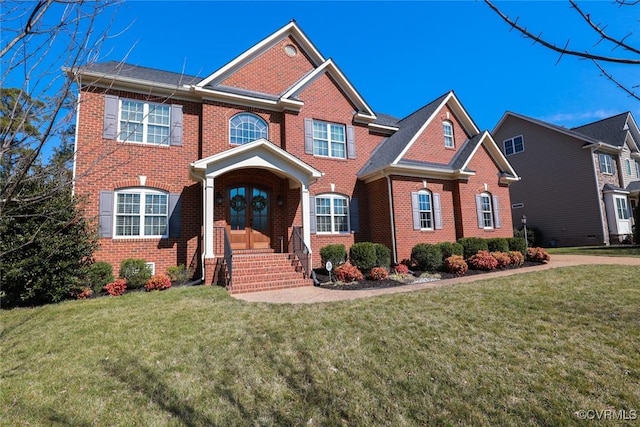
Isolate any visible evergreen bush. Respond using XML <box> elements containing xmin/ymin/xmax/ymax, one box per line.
<box><xmin>411</xmin><ymin>243</ymin><xmax>443</xmax><ymax>271</ymax></box>
<box><xmin>437</xmin><ymin>241</ymin><xmax>464</xmax><ymax>261</ymax></box>
<box><xmin>507</xmin><ymin>237</ymin><xmax>527</xmax><ymax>254</ymax></box>
<box><xmin>457</xmin><ymin>237</ymin><xmax>489</xmax><ymax>259</ymax></box>
<box><xmin>486</xmin><ymin>238</ymin><xmax>509</xmax><ymax>253</ymax></box>
<box><xmin>119</xmin><ymin>259</ymin><xmax>152</xmax><ymax>290</ymax></box>
<box><xmin>349</xmin><ymin>242</ymin><xmax>377</xmax><ymax>272</ymax></box>
<box><xmin>374</xmin><ymin>243</ymin><xmax>391</xmax><ymax>270</ymax></box>
<box><xmin>84</xmin><ymin>261</ymin><xmax>114</xmax><ymax>294</ymax></box>
<box><xmin>320</xmin><ymin>244</ymin><xmax>347</xmax><ymax>268</ymax></box>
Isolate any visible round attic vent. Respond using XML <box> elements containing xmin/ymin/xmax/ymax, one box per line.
<box><xmin>284</xmin><ymin>44</ymin><xmax>297</xmax><ymax>57</ymax></box>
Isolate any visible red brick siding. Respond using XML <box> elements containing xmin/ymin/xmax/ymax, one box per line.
<box><xmin>455</xmin><ymin>144</ymin><xmax>514</xmax><ymax>239</ymax></box>
<box><xmin>221</xmin><ymin>36</ymin><xmax>315</xmax><ymax>95</ymax></box>
<box><xmin>74</xmin><ymin>88</ymin><xmax>202</xmax><ymax>279</ymax></box>
<box><xmin>402</xmin><ymin>105</ymin><xmax>471</xmax><ymax>165</ymax></box>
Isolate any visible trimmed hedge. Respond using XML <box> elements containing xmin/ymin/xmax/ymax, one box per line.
<box><xmin>119</xmin><ymin>258</ymin><xmax>152</xmax><ymax>290</ymax></box>
<box><xmin>508</xmin><ymin>237</ymin><xmax>527</xmax><ymax>254</ymax></box>
<box><xmin>457</xmin><ymin>237</ymin><xmax>489</xmax><ymax>259</ymax></box>
<box><xmin>437</xmin><ymin>242</ymin><xmax>464</xmax><ymax>261</ymax></box>
<box><xmin>411</xmin><ymin>243</ymin><xmax>443</xmax><ymax>271</ymax></box>
<box><xmin>349</xmin><ymin>242</ymin><xmax>377</xmax><ymax>272</ymax></box>
<box><xmin>84</xmin><ymin>261</ymin><xmax>114</xmax><ymax>294</ymax></box>
<box><xmin>374</xmin><ymin>243</ymin><xmax>391</xmax><ymax>270</ymax></box>
<box><xmin>320</xmin><ymin>244</ymin><xmax>347</xmax><ymax>267</ymax></box>
<box><xmin>486</xmin><ymin>238</ymin><xmax>509</xmax><ymax>253</ymax></box>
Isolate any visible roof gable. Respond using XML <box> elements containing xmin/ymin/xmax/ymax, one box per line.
<box><xmin>196</xmin><ymin>21</ymin><xmax>325</xmax><ymax>90</ymax></box>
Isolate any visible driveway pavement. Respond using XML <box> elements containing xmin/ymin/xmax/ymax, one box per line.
<box><xmin>232</xmin><ymin>254</ymin><xmax>640</xmax><ymax>304</ymax></box>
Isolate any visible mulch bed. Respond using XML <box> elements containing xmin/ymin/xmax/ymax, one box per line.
<box><xmin>315</xmin><ymin>261</ymin><xmax>542</xmax><ymax>291</ymax></box>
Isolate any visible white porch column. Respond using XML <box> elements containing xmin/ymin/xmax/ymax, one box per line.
<box><xmin>301</xmin><ymin>183</ymin><xmax>312</xmax><ymax>253</ymax></box>
<box><xmin>204</xmin><ymin>176</ymin><xmax>215</xmax><ymax>258</ymax></box>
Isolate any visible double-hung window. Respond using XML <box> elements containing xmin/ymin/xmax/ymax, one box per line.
<box><xmin>315</xmin><ymin>194</ymin><xmax>349</xmax><ymax>233</ymax></box>
<box><xmin>615</xmin><ymin>197</ymin><xmax>630</xmax><ymax>220</ymax></box>
<box><xmin>313</xmin><ymin>120</ymin><xmax>346</xmax><ymax>158</ymax></box>
<box><xmin>119</xmin><ymin>100</ymin><xmax>170</xmax><ymax>145</ymax></box>
<box><xmin>443</xmin><ymin>121</ymin><xmax>454</xmax><ymax>148</ymax></box>
<box><xmin>115</xmin><ymin>189</ymin><xmax>168</xmax><ymax>237</ymax></box>
<box><xmin>599</xmin><ymin>153</ymin><xmax>613</xmax><ymax>174</ymax></box>
<box><xmin>418</xmin><ymin>191</ymin><xmax>434</xmax><ymax>229</ymax></box>
<box><xmin>480</xmin><ymin>193</ymin><xmax>493</xmax><ymax>228</ymax></box>
<box><xmin>504</xmin><ymin>135</ymin><xmax>524</xmax><ymax>156</ymax></box>
<box><xmin>625</xmin><ymin>159</ymin><xmax>632</xmax><ymax>175</ymax></box>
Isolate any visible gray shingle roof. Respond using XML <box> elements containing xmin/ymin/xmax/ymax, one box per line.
<box><xmin>373</xmin><ymin>113</ymin><xmax>400</xmax><ymax>127</ymax></box>
<box><xmin>572</xmin><ymin>112</ymin><xmax>630</xmax><ymax>147</ymax></box>
<box><xmin>76</xmin><ymin>61</ymin><xmax>203</xmax><ymax>87</ymax></box>
<box><xmin>358</xmin><ymin>92</ymin><xmax>450</xmax><ymax>177</ymax></box>
<box><xmin>626</xmin><ymin>181</ymin><xmax>640</xmax><ymax>192</ymax></box>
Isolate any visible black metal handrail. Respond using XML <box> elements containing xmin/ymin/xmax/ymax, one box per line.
<box><xmin>222</xmin><ymin>227</ymin><xmax>233</xmax><ymax>287</ymax></box>
<box><xmin>292</xmin><ymin>226</ymin><xmax>311</xmax><ymax>278</ymax></box>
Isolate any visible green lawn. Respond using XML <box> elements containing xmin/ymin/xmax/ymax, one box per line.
<box><xmin>2</xmin><ymin>265</ymin><xmax>639</xmax><ymax>426</ymax></box>
<box><xmin>547</xmin><ymin>245</ymin><xmax>640</xmax><ymax>257</ymax></box>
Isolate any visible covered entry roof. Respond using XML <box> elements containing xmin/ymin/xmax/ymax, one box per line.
<box><xmin>190</xmin><ymin>139</ymin><xmax>322</xmax><ymax>188</ymax></box>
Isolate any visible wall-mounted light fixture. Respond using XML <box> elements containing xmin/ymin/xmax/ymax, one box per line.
<box><xmin>277</xmin><ymin>195</ymin><xmax>284</xmax><ymax>206</ymax></box>
<box><xmin>215</xmin><ymin>191</ymin><xmax>223</xmax><ymax>206</ymax></box>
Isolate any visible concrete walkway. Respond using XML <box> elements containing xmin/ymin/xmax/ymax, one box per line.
<box><xmin>232</xmin><ymin>254</ymin><xmax>640</xmax><ymax>304</ymax></box>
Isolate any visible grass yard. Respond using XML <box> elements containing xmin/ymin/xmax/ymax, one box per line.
<box><xmin>547</xmin><ymin>245</ymin><xmax>640</xmax><ymax>257</ymax></box>
<box><xmin>2</xmin><ymin>265</ymin><xmax>639</xmax><ymax>426</ymax></box>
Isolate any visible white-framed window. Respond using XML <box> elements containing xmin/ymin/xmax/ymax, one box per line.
<box><xmin>119</xmin><ymin>100</ymin><xmax>170</xmax><ymax>145</ymax></box>
<box><xmin>115</xmin><ymin>189</ymin><xmax>168</xmax><ymax>238</ymax></box>
<box><xmin>229</xmin><ymin>112</ymin><xmax>268</xmax><ymax>145</ymax></box>
<box><xmin>315</xmin><ymin>194</ymin><xmax>349</xmax><ymax>233</ymax></box>
<box><xmin>625</xmin><ymin>159</ymin><xmax>632</xmax><ymax>175</ymax></box>
<box><xmin>504</xmin><ymin>135</ymin><xmax>524</xmax><ymax>156</ymax></box>
<box><xmin>417</xmin><ymin>190</ymin><xmax>434</xmax><ymax>229</ymax></box>
<box><xmin>615</xmin><ymin>196</ymin><xmax>630</xmax><ymax>220</ymax></box>
<box><xmin>313</xmin><ymin>120</ymin><xmax>346</xmax><ymax>158</ymax></box>
<box><xmin>599</xmin><ymin>153</ymin><xmax>613</xmax><ymax>175</ymax></box>
<box><xmin>443</xmin><ymin>121</ymin><xmax>454</xmax><ymax>148</ymax></box>
<box><xmin>480</xmin><ymin>192</ymin><xmax>494</xmax><ymax>228</ymax></box>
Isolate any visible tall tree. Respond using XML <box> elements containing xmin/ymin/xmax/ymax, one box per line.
<box><xmin>1</xmin><ymin>1</ymin><xmax>119</xmax><ymax>307</ymax></box>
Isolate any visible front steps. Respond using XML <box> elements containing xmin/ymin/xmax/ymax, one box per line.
<box><xmin>227</xmin><ymin>252</ymin><xmax>312</xmax><ymax>293</ymax></box>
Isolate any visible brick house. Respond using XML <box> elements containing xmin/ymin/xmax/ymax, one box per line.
<box><xmin>69</xmin><ymin>22</ymin><xmax>519</xmax><ymax>292</ymax></box>
<box><xmin>493</xmin><ymin>111</ymin><xmax>640</xmax><ymax>246</ymax></box>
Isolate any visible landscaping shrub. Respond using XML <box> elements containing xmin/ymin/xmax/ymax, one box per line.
<box><xmin>527</xmin><ymin>247</ymin><xmax>551</xmax><ymax>263</ymax></box>
<box><xmin>508</xmin><ymin>251</ymin><xmax>525</xmax><ymax>267</ymax></box>
<box><xmin>119</xmin><ymin>259</ymin><xmax>152</xmax><ymax>290</ymax></box>
<box><xmin>374</xmin><ymin>243</ymin><xmax>391</xmax><ymax>270</ymax></box>
<box><xmin>349</xmin><ymin>242</ymin><xmax>377</xmax><ymax>272</ymax></box>
<box><xmin>166</xmin><ymin>264</ymin><xmax>191</xmax><ymax>286</ymax></box>
<box><xmin>491</xmin><ymin>251</ymin><xmax>512</xmax><ymax>269</ymax></box>
<box><xmin>334</xmin><ymin>262</ymin><xmax>364</xmax><ymax>282</ymax></box>
<box><xmin>486</xmin><ymin>238</ymin><xmax>509</xmax><ymax>253</ymax></box>
<box><xmin>145</xmin><ymin>274</ymin><xmax>172</xmax><ymax>291</ymax></box>
<box><xmin>467</xmin><ymin>250</ymin><xmax>499</xmax><ymax>271</ymax></box>
<box><xmin>457</xmin><ymin>237</ymin><xmax>489</xmax><ymax>259</ymax></box>
<box><xmin>411</xmin><ymin>243</ymin><xmax>443</xmax><ymax>271</ymax></box>
<box><xmin>507</xmin><ymin>237</ymin><xmax>527</xmax><ymax>254</ymax></box>
<box><xmin>75</xmin><ymin>287</ymin><xmax>93</xmax><ymax>299</ymax></box>
<box><xmin>84</xmin><ymin>261</ymin><xmax>115</xmax><ymax>294</ymax></box>
<box><xmin>369</xmin><ymin>267</ymin><xmax>389</xmax><ymax>281</ymax></box>
<box><xmin>104</xmin><ymin>279</ymin><xmax>127</xmax><ymax>296</ymax></box>
<box><xmin>443</xmin><ymin>255</ymin><xmax>468</xmax><ymax>276</ymax></box>
<box><xmin>437</xmin><ymin>241</ymin><xmax>464</xmax><ymax>261</ymax></box>
<box><xmin>394</xmin><ymin>263</ymin><xmax>410</xmax><ymax>275</ymax></box>
<box><xmin>320</xmin><ymin>244</ymin><xmax>347</xmax><ymax>268</ymax></box>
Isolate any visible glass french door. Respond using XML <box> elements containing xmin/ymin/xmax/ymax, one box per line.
<box><xmin>228</xmin><ymin>186</ymin><xmax>270</xmax><ymax>250</ymax></box>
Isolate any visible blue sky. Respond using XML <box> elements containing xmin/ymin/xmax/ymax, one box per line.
<box><xmin>64</xmin><ymin>1</ymin><xmax>640</xmax><ymax>130</ymax></box>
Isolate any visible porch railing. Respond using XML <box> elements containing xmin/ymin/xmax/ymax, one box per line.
<box><xmin>215</xmin><ymin>226</ymin><xmax>233</xmax><ymax>288</ymax></box>
<box><xmin>292</xmin><ymin>226</ymin><xmax>311</xmax><ymax>278</ymax></box>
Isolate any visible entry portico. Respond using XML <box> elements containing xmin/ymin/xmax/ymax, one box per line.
<box><xmin>190</xmin><ymin>139</ymin><xmax>322</xmax><ymax>282</ymax></box>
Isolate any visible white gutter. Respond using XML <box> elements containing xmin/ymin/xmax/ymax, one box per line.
<box><xmin>189</xmin><ymin>167</ymin><xmax>208</xmax><ymax>283</ymax></box>
<box><xmin>386</xmin><ymin>174</ymin><xmax>398</xmax><ymax>264</ymax></box>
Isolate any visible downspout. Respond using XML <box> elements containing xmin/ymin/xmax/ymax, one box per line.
<box><xmin>590</xmin><ymin>147</ymin><xmax>609</xmax><ymax>245</ymax></box>
<box><xmin>71</xmin><ymin>90</ymin><xmax>81</xmax><ymax>197</ymax></box>
<box><xmin>189</xmin><ymin>167</ymin><xmax>207</xmax><ymax>282</ymax></box>
<box><xmin>386</xmin><ymin>174</ymin><xmax>398</xmax><ymax>264</ymax></box>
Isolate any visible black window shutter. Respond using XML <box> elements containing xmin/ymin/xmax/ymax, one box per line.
<box><xmin>168</xmin><ymin>193</ymin><xmax>181</xmax><ymax>238</ymax></box>
<box><xmin>349</xmin><ymin>198</ymin><xmax>359</xmax><ymax>232</ymax></box>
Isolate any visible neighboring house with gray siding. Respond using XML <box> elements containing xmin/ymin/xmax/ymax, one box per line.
<box><xmin>493</xmin><ymin>112</ymin><xmax>640</xmax><ymax>246</ymax></box>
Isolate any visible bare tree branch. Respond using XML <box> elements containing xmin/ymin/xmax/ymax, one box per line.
<box><xmin>484</xmin><ymin>0</ymin><xmax>640</xmax><ymax>64</ymax></box>
<box><xmin>592</xmin><ymin>59</ymin><xmax>640</xmax><ymax>101</ymax></box>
